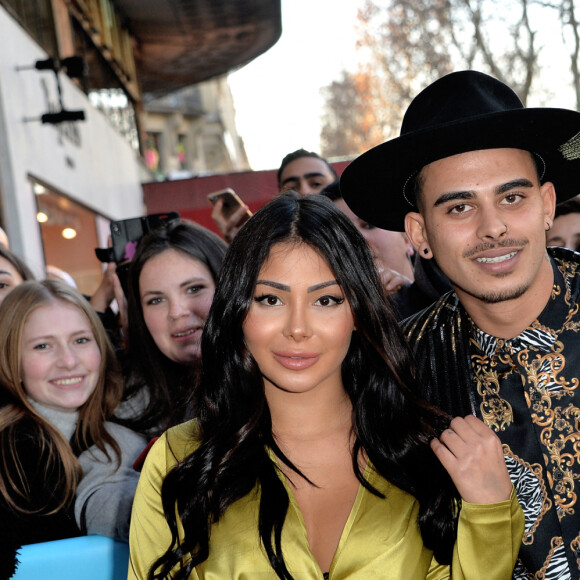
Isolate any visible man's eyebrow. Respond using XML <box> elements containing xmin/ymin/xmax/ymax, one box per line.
<box><xmin>495</xmin><ymin>178</ymin><xmax>534</xmax><ymax>195</ymax></box>
<box><xmin>255</xmin><ymin>280</ymin><xmax>339</xmax><ymax>293</ymax></box>
<box><xmin>433</xmin><ymin>178</ymin><xmax>536</xmax><ymax>208</ymax></box>
<box><xmin>281</xmin><ymin>171</ymin><xmax>326</xmax><ymax>186</ymax></box>
<box><xmin>433</xmin><ymin>190</ymin><xmax>474</xmax><ymax>207</ymax></box>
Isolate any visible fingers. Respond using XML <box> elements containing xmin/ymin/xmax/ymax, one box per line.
<box><xmin>378</xmin><ymin>267</ymin><xmax>413</xmax><ymax>294</ymax></box>
<box><xmin>432</xmin><ymin>415</ymin><xmax>513</xmax><ymax>504</ymax></box>
<box><xmin>210</xmin><ymin>200</ymin><xmax>250</xmax><ymax>243</ymax></box>
<box><xmin>113</xmin><ymin>274</ymin><xmax>129</xmax><ymax>340</ymax></box>
<box><xmin>211</xmin><ymin>200</ymin><xmax>228</xmax><ymax>233</ymax></box>
<box><xmin>90</xmin><ymin>262</ymin><xmax>118</xmax><ymax>312</ymax></box>
<box><xmin>230</xmin><ymin>204</ymin><xmax>251</xmax><ymax>225</ymax></box>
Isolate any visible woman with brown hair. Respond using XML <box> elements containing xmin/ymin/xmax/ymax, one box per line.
<box><xmin>0</xmin><ymin>279</ymin><xmax>146</xmax><ymax>577</ymax></box>
<box><xmin>118</xmin><ymin>220</ymin><xmax>227</xmax><ymax>438</ymax></box>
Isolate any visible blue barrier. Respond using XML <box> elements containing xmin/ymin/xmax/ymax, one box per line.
<box><xmin>11</xmin><ymin>535</ymin><xmax>129</xmax><ymax>580</ymax></box>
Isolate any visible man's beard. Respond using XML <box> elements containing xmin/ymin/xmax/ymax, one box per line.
<box><xmin>458</xmin><ymin>279</ymin><xmax>531</xmax><ymax>304</ymax></box>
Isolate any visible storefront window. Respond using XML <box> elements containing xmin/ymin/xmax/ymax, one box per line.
<box><xmin>33</xmin><ymin>180</ymin><xmax>108</xmax><ymax>295</ymax></box>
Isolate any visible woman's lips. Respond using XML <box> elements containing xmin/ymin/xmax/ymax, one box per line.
<box><xmin>171</xmin><ymin>327</ymin><xmax>201</xmax><ymax>342</ymax></box>
<box><xmin>273</xmin><ymin>351</ymin><xmax>320</xmax><ymax>370</ymax></box>
<box><xmin>50</xmin><ymin>375</ymin><xmax>85</xmax><ymax>389</ymax></box>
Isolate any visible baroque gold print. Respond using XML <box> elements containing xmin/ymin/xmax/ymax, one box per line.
<box><xmin>571</xmin><ymin>533</ymin><xmax>580</xmax><ymax>571</ymax></box>
<box><xmin>520</xmin><ymin>348</ymin><xmax>577</xmax><ymax>397</ymax></box>
<box><xmin>472</xmin><ymin>354</ymin><xmax>513</xmax><ymax>430</ymax></box>
<box><xmin>534</xmin><ymin>537</ymin><xmax>564</xmax><ymax>579</ymax></box>
<box><xmin>522</xmin><ymin>347</ymin><xmax>580</xmax><ymax>516</ymax></box>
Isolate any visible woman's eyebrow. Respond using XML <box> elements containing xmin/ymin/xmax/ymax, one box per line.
<box><xmin>255</xmin><ymin>280</ymin><xmax>290</xmax><ymax>291</ymax></box>
<box><xmin>255</xmin><ymin>280</ymin><xmax>339</xmax><ymax>293</ymax></box>
<box><xmin>307</xmin><ymin>280</ymin><xmax>339</xmax><ymax>293</ymax></box>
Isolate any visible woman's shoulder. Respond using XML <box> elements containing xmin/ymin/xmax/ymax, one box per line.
<box><xmin>165</xmin><ymin>419</ymin><xmax>202</xmax><ymax>453</ymax></box>
<box><xmin>145</xmin><ymin>419</ymin><xmax>202</xmax><ymax>469</ymax></box>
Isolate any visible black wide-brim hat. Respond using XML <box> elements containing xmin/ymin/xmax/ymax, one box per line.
<box><xmin>340</xmin><ymin>70</ymin><xmax>580</xmax><ymax>232</ymax></box>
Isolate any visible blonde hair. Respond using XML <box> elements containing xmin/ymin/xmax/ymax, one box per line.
<box><xmin>0</xmin><ymin>279</ymin><xmax>123</xmax><ymax>513</ymax></box>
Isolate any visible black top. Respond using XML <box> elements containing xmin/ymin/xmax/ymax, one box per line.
<box><xmin>0</xmin><ymin>418</ymin><xmax>80</xmax><ymax>578</ymax></box>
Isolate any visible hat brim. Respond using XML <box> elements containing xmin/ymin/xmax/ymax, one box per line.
<box><xmin>340</xmin><ymin>108</ymin><xmax>580</xmax><ymax>231</ymax></box>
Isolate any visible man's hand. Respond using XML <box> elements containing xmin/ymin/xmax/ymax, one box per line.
<box><xmin>377</xmin><ymin>266</ymin><xmax>413</xmax><ymax>295</ymax></box>
<box><xmin>431</xmin><ymin>415</ymin><xmax>512</xmax><ymax>504</ymax></box>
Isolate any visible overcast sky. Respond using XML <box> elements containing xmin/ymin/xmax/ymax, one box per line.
<box><xmin>228</xmin><ymin>0</ymin><xmax>364</xmax><ymax>171</ymax></box>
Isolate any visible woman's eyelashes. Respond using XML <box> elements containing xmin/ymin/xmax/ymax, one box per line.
<box><xmin>253</xmin><ymin>293</ymin><xmax>345</xmax><ymax>307</ymax></box>
<box><xmin>254</xmin><ymin>294</ymin><xmax>282</xmax><ymax>306</ymax></box>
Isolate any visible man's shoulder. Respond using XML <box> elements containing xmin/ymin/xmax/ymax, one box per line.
<box><xmin>401</xmin><ymin>290</ymin><xmax>462</xmax><ymax>338</ymax></box>
<box><xmin>550</xmin><ymin>246</ymin><xmax>580</xmax><ymax>288</ymax></box>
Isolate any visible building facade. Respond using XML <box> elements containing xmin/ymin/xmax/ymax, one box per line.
<box><xmin>0</xmin><ymin>0</ymin><xmax>280</xmax><ymax>294</ymax></box>
<box><xmin>142</xmin><ymin>79</ymin><xmax>251</xmax><ymax>182</ymax></box>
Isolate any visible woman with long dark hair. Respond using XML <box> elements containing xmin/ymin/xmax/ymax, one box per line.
<box><xmin>118</xmin><ymin>220</ymin><xmax>227</xmax><ymax>438</ymax></box>
<box><xmin>128</xmin><ymin>193</ymin><xmax>523</xmax><ymax>579</ymax></box>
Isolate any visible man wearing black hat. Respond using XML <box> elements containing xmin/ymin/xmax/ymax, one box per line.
<box><xmin>341</xmin><ymin>70</ymin><xmax>580</xmax><ymax>578</ymax></box>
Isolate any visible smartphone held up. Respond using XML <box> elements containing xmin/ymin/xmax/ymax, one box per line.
<box><xmin>207</xmin><ymin>188</ymin><xmax>252</xmax><ymax>226</ymax></box>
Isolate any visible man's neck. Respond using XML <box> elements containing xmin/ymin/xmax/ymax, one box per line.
<box><xmin>456</xmin><ymin>256</ymin><xmax>554</xmax><ymax>339</ymax></box>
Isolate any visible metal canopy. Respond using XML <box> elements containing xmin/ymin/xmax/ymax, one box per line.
<box><xmin>115</xmin><ymin>0</ymin><xmax>282</xmax><ymax>97</ymax></box>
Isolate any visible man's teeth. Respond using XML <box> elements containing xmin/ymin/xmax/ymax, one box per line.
<box><xmin>53</xmin><ymin>377</ymin><xmax>82</xmax><ymax>385</ymax></box>
<box><xmin>476</xmin><ymin>251</ymin><xmax>517</xmax><ymax>264</ymax></box>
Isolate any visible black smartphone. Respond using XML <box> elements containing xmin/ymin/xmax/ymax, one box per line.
<box><xmin>95</xmin><ymin>212</ymin><xmax>179</xmax><ymax>294</ymax></box>
<box><xmin>95</xmin><ymin>212</ymin><xmax>179</xmax><ymax>264</ymax></box>
<box><xmin>109</xmin><ymin>212</ymin><xmax>178</xmax><ymax>263</ymax></box>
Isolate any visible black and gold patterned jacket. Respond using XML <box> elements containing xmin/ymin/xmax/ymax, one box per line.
<box><xmin>402</xmin><ymin>246</ymin><xmax>580</xmax><ymax>579</ymax></box>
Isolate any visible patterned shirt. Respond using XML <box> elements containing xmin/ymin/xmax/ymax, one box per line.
<box><xmin>469</xmin><ymin>256</ymin><xmax>580</xmax><ymax>578</ymax></box>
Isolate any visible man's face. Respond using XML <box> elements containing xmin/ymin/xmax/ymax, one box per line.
<box><xmin>547</xmin><ymin>211</ymin><xmax>580</xmax><ymax>252</ymax></box>
<box><xmin>405</xmin><ymin>148</ymin><xmax>556</xmax><ymax>309</ymax></box>
<box><xmin>279</xmin><ymin>157</ymin><xmax>335</xmax><ymax>195</ymax></box>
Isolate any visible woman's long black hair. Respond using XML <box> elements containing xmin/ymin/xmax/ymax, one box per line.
<box><xmin>150</xmin><ymin>192</ymin><xmax>459</xmax><ymax>579</ymax></box>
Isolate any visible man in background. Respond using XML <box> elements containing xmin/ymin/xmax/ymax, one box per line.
<box><xmin>546</xmin><ymin>195</ymin><xmax>580</xmax><ymax>252</ymax></box>
<box><xmin>212</xmin><ymin>149</ymin><xmax>337</xmax><ymax>241</ymax></box>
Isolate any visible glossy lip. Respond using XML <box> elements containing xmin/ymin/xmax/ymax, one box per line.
<box><xmin>50</xmin><ymin>375</ymin><xmax>86</xmax><ymax>389</ymax></box>
<box><xmin>273</xmin><ymin>351</ymin><xmax>320</xmax><ymax>370</ymax></box>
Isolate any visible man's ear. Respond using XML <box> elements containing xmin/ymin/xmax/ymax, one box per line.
<box><xmin>401</xmin><ymin>233</ymin><xmax>415</xmax><ymax>258</ymax></box>
<box><xmin>540</xmin><ymin>181</ymin><xmax>556</xmax><ymax>224</ymax></box>
<box><xmin>405</xmin><ymin>212</ymin><xmax>431</xmax><ymax>258</ymax></box>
